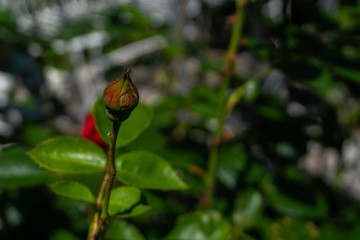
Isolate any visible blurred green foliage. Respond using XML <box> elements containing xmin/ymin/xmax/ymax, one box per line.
<box><xmin>1</xmin><ymin>0</ymin><xmax>360</xmax><ymax>239</ymax></box>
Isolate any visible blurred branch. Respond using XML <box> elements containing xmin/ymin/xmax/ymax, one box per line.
<box><xmin>204</xmin><ymin>0</ymin><xmax>248</xmax><ymax>207</ymax></box>
<box><xmin>224</xmin><ymin>65</ymin><xmax>272</xmax><ymax>117</ymax></box>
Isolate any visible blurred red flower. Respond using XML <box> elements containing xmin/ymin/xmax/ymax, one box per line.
<box><xmin>81</xmin><ymin>114</ymin><xmax>107</xmax><ymax>148</ymax></box>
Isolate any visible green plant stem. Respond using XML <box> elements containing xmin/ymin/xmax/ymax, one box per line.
<box><xmin>96</xmin><ymin>166</ymin><xmax>108</xmax><ymax>209</ymax></box>
<box><xmin>204</xmin><ymin>0</ymin><xmax>247</xmax><ymax>207</ymax></box>
<box><xmin>224</xmin><ymin>65</ymin><xmax>272</xmax><ymax>116</ymax></box>
<box><xmin>88</xmin><ymin>121</ymin><xmax>121</xmax><ymax>240</ymax></box>
<box><xmin>100</xmin><ymin>121</ymin><xmax>120</xmax><ymax>219</ymax></box>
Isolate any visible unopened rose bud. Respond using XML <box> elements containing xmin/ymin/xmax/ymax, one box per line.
<box><xmin>103</xmin><ymin>68</ymin><xmax>139</xmax><ymax>121</ymax></box>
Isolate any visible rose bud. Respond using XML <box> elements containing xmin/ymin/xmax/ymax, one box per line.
<box><xmin>103</xmin><ymin>68</ymin><xmax>139</xmax><ymax>122</ymax></box>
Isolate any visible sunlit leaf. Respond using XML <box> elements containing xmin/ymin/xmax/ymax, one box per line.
<box><xmin>28</xmin><ymin>137</ymin><xmax>106</xmax><ymax>174</ymax></box>
<box><xmin>115</xmin><ymin>151</ymin><xmax>187</xmax><ymax>190</ymax></box>
<box><xmin>109</xmin><ymin>186</ymin><xmax>150</xmax><ymax>218</ymax></box>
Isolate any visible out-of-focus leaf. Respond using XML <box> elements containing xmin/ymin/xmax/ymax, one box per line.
<box><xmin>0</xmin><ymin>145</ymin><xmax>52</xmax><ymax>188</ymax></box>
<box><xmin>245</xmin><ymin>163</ymin><xmax>266</xmax><ymax>185</ymax></box>
<box><xmin>162</xmin><ymin>42</ymin><xmax>186</xmax><ymax>58</ymax></box>
<box><xmin>349</xmin><ymin>223</ymin><xmax>360</xmax><ymax>240</ymax></box>
<box><xmin>115</xmin><ymin>151</ymin><xmax>187</xmax><ymax>190</ymax></box>
<box><xmin>264</xmin><ymin>217</ymin><xmax>319</xmax><ymax>240</ymax></box>
<box><xmin>109</xmin><ymin>186</ymin><xmax>151</xmax><ymax>217</ymax></box>
<box><xmin>232</xmin><ymin>189</ymin><xmax>263</xmax><ymax>230</ymax></box>
<box><xmin>164</xmin><ymin>211</ymin><xmax>231</xmax><ymax>240</ymax></box>
<box><xmin>218</xmin><ymin>144</ymin><xmax>247</xmax><ymax>189</ymax></box>
<box><xmin>277</xmin><ymin>58</ymin><xmax>321</xmax><ymax>80</ymax></box>
<box><xmin>256</xmin><ymin>104</ymin><xmax>286</xmax><ymax>121</ymax></box>
<box><xmin>334</xmin><ymin>67</ymin><xmax>360</xmax><ymax>83</ymax></box>
<box><xmin>105</xmin><ymin>219</ymin><xmax>145</xmax><ymax>240</ymax></box>
<box><xmin>28</xmin><ymin>137</ymin><xmax>106</xmax><ymax>173</ymax></box>
<box><xmin>21</xmin><ymin>124</ymin><xmax>58</xmax><ymax>146</ymax></box>
<box><xmin>152</xmin><ymin>96</ymin><xmax>183</xmax><ymax>128</ymax></box>
<box><xmin>54</xmin><ymin>198</ymin><xmax>89</xmax><ymax>231</ymax></box>
<box><xmin>187</xmin><ymin>86</ymin><xmax>218</xmax><ymax>118</ymax></box>
<box><xmin>49</xmin><ymin>180</ymin><xmax>96</xmax><ymax>203</ymax></box>
<box><xmin>93</xmin><ymin>98</ymin><xmax>153</xmax><ymax>147</ymax></box>
<box><xmin>319</xmin><ymin>223</ymin><xmax>345</xmax><ymax>240</ymax></box>
<box><xmin>160</xmin><ymin>147</ymin><xmax>204</xmax><ymax>169</ymax></box>
<box><xmin>142</xmin><ymin>191</ymin><xmax>186</xmax><ymax>216</ymax></box>
<box><xmin>263</xmin><ymin>178</ymin><xmax>327</xmax><ymax>218</ymax></box>
<box><xmin>159</xmin><ymin>148</ymin><xmax>205</xmax><ymax>192</ymax></box>
<box><xmin>0</xmin><ymin>8</ymin><xmax>14</xmax><ymax>26</ymax></box>
<box><xmin>274</xmin><ymin>142</ymin><xmax>297</xmax><ymax>159</ymax></box>
<box><xmin>200</xmin><ymin>58</ymin><xmax>223</xmax><ymax>72</ymax></box>
<box><xmin>244</xmin><ymin>79</ymin><xmax>260</xmax><ymax>103</ymax></box>
<box><xmin>125</xmin><ymin>127</ymin><xmax>167</xmax><ymax>153</ymax></box>
<box><xmin>50</xmin><ymin>229</ymin><xmax>79</xmax><ymax>240</ymax></box>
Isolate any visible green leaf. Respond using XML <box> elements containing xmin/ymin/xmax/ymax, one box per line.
<box><xmin>334</xmin><ymin>66</ymin><xmax>360</xmax><ymax>83</ymax></box>
<box><xmin>187</xmin><ymin>86</ymin><xmax>218</xmax><ymax>118</ymax></box>
<box><xmin>164</xmin><ymin>211</ymin><xmax>231</xmax><ymax>240</ymax></box>
<box><xmin>63</xmin><ymin>173</ymin><xmax>105</xmax><ymax>198</ymax></box>
<box><xmin>126</xmin><ymin>127</ymin><xmax>167</xmax><ymax>153</ymax></box>
<box><xmin>115</xmin><ymin>151</ymin><xmax>187</xmax><ymax>190</ymax></box>
<box><xmin>21</xmin><ymin>124</ymin><xmax>59</xmax><ymax>146</ymax></box>
<box><xmin>244</xmin><ymin>79</ymin><xmax>260</xmax><ymax>103</ymax></box>
<box><xmin>0</xmin><ymin>145</ymin><xmax>52</xmax><ymax>188</ymax></box>
<box><xmin>232</xmin><ymin>189</ymin><xmax>263</xmax><ymax>230</ymax></box>
<box><xmin>109</xmin><ymin>187</ymin><xmax>150</xmax><ymax>217</ymax></box>
<box><xmin>263</xmin><ymin>177</ymin><xmax>327</xmax><ymax>218</ymax></box>
<box><xmin>105</xmin><ymin>219</ymin><xmax>145</xmax><ymax>240</ymax></box>
<box><xmin>217</xmin><ymin>144</ymin><xmax>247</xmax><ymax>189</ymax></box>
<box><xmin>116</xmin><ymin>204</ymin><xmax>151</xmax><ymax>219</ymax></box>
<box><xmin>50</xmin><ymin>229</ymin><xmax>79</xmax><ymax>240</ymax></box>
<box><xmin>263</xmin><ymin>217</ymin><xmax>320</xmax><ymax>240</ymax></box>
<box><xmin>143</xmin><ymin>191</ymin><xmax>186</xmax><ymax>216</ymax></box>
<box><xmin>27</xmin><ymin>136</ymin><xmax>106</xmax><ymax>174</ymax></box>
<box><xmin>53</xmin><ymin>198</ymin><xmax>89</xmax><ymax>230</ymax></box>
<box><xmin>49</xmin><ymin>180</ymin><xmax>96</xmax><ymax>203</ymax></box>
<box><xmin>276</xmin><ymin>58</ymin><xmax>321</xmax><ymax>80</ymax></box>
<box><xmin>152</xmin><ymin>96</ymin><xmax>182</xmax><ymax>128</ymax></box>
<box><xmin>93</xmin><ymin>98</ymin><xmax>153</xmax><ymax>147</ymax></box>
<box><xmin>319</xmin><ymin>223</ymin><xmax>345</xmax><ymax>240</ymax></box>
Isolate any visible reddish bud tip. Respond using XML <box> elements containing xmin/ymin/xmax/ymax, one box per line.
<box><xmin>103</xmin><ymin>68</ymin><xmax>139</xmax><ymax>122</ymax></box>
